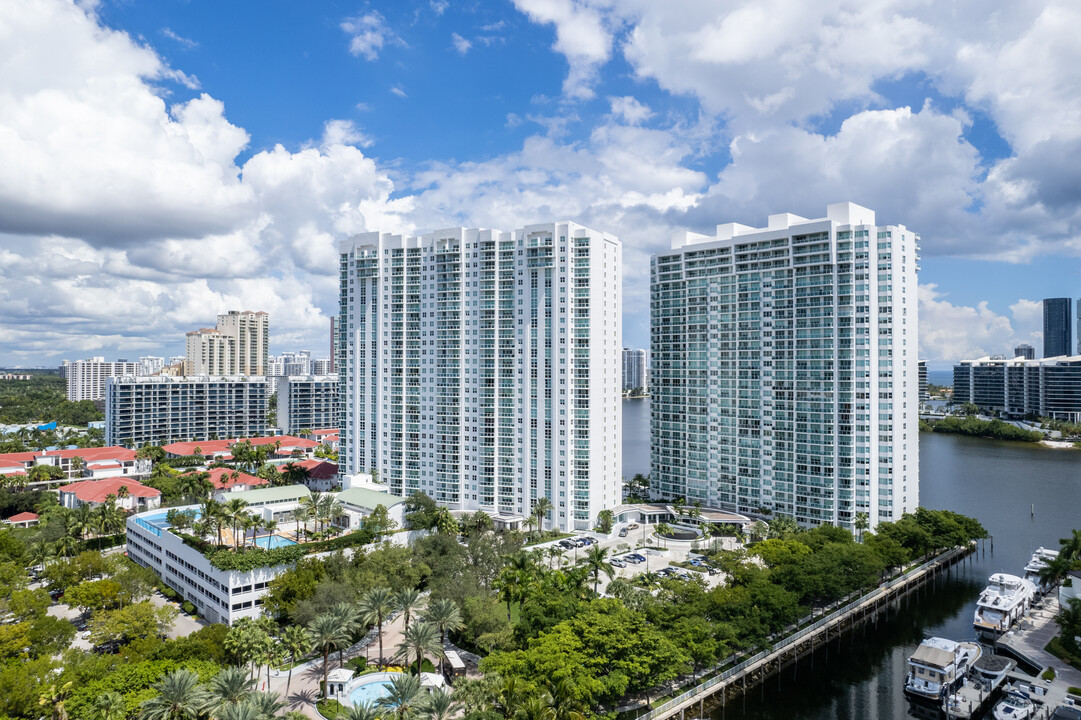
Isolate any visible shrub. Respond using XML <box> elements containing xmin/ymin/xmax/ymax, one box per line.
<box><xmin>161</xmin><ymin>586</ymin><xmax>179</xmax><ymax>600</ymax></box>
<box><xmin>181</xmin><ymin>601</ymin><xmax>195</xmax><ymax>614</ymax></box>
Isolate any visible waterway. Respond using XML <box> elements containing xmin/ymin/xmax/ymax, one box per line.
<box><xmin>620</xmin><ymin>398</ymin><xmax>1081</xmax><ymax>719</ymax></box>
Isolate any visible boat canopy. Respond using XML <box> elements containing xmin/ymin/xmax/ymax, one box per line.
<box><xmin>911</xmin><ymin>644</ymin><xmax>956</xmax><ymax>669</ymax></box>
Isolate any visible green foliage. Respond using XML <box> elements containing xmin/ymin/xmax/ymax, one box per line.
<box><xmin>178</xmin><ymin>526</ymin><xmax>375</xmax><ymax>571</ymax></box>
<box><xmin>0</xmin><ymin>375</ymin><xmax>104</xmax><ymax>425</ymax></box>
<box><xmin>64</xmin><ymin>658</ymin><xmax>219</xmax><ymax>720</ymax></box>
<box><xmin>404</xmin><ymin>491</ymin><xmax>440</xmax><ymax>530</ymax></box>
<box><xmin>927</xmin><ymin>416</ymin><xmax>1043</xmax><ymax>442</ymax></box>
<box><xmin>89</xmin><ymin>600</ymin><xmax>177</xmax><ymax>647</ymax></box>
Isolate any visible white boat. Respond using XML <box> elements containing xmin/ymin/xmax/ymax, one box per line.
<box><xmin>1023</xmin><ymin>547</ymin><xmax>1060</xmax><ymax>595</ymax></box>
<box><xmin>992</xmin><ymin>691</ymin><xmax>1035</xmax><ymax>720</ymax></box>
<box><xmin>904</xmin><ymin>637</ymin><xmax>982</xmax><ymax>703</ymax></box>
<box><xmin>973</xmin><ymin>573</ymin><xmax>1037</xmax><ymax>638</ymax></box>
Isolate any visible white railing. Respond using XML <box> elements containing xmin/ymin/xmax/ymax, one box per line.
<box><xmin>638</xmin><ymin>546</ymin><xmax>966</xmax><ymax>720</ymax></box>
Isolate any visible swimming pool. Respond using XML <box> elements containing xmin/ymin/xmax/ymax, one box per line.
<box><xmin>347</xmin><ymin>672</ymin><xmax>399</xmax><ymax>708</ymax></box>
<box><xmin>135</xmin><ymin>508</ymin><xmax>201</xmax><ymax>536</ymax></box>
<box><xmin>253</xmin><ymin>534</ymin><xmax>297</xmax><ymax>549</ymax></box>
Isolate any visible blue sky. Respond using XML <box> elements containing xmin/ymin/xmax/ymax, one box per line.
<box><xmin>1</xmin><ymin>0</ymin><xmax>1080</xmax><ymax>369</ymax></box>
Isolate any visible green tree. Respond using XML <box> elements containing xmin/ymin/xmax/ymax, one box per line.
<box><xmin>393</xmin><ymin>587</ymin><xmax>424</xmax><ymax>631</ymax></box>
<box><xmin>596</xmin><ymin>509</ymin><xmax>614</xmax><ymax>534</ymax></box>
<box><xmin>206</xmin><ymin>665</ymin><xmax>255</xmax><ymax>713</ymax></box>
<box><xmin>280</xmin><ymin>625</ymin><xmax>312</xmax><ymax>694</ymax></box>
<box><xmin>532</xmin><ymin>497</ymin><xmax>553</xmax><ymax>534</ymax></box>
<box><xmin>308</xmin><ymin>613</ymin><xmax>350</xmax><ymax>695</ymax></box>
<box><xmin>87</xmin><ymin>691</ymin><xmax>126</xmax><ymax>720</ymax></box>
<box><xmin>854</xmin><ymin>512</ymin><xmax>870</xmax><ymax>543</ymax></box>
<box><xmin>584</xmin><ymin>545</ymin><xmax>614</xmax><ymax>595</ymax></box>
<box><xmin>375</xmin><ymin>673</ymin><xmax>422</xmax><ymax>720</ymax></box>
<box><xmin>358</xmin><ymin>587</ymin><xmax>394</xmax><ymax>669</ymax></box>
<box><xmin>138</xmin><ymin>668</ymin><xmax>207</xmax><ymax>720</ymax></box>
<box><xmin>423</xmin><ymin>598</ymin><xmax>464</xmax><ymax>674</ymax></box>
<box><xmin>395</xmin><ymin>620</ymin><xmax>442</xmax><ymax>674</ymax></box>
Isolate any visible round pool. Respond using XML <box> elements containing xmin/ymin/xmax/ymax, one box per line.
<box><xmin>346</xmin><ymin>671</ymin><xmax>401</xmax><ymax>708</ymax></box>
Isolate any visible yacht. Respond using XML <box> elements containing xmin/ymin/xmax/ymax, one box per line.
<box><xmin>973</xmin><ymin>573</ymin><xmax>1037</xmax><ymax>639</ymax></box>
<box><xmin>992</xmin><ymin>691</ymin><xmax>1035</xmax><ymax>720</ymax></box>
<box><xmin>904</xmin><ymin>637</ymin><xmax>982</xmax><ymax>703</ymax></box>
<box><xmin>1023</xmin><ymin>547</ymin><xmax>1060</xmax><ymax>595</ymax></box>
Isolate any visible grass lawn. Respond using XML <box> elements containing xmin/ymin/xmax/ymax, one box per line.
<box><xmin>1045</xmin><ymin>636</ymin><xmax>1081</xmax><ymax>671</ymax></box>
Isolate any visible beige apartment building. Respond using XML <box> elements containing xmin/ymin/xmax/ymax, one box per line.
<box><xmin>185</xmin><ymin>311</ymin><xmax>269</xmax><ymax>376</ymax></box>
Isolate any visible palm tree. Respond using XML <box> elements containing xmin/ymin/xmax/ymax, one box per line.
<box><xmin>308</xmin><ymin>613</ymin><xmax>350</xmax><ymax>695</ymax></box>
<box><xmin>139</xmin><ymin>668</ymin><xmax>207</xmax><ymax>720</ymax></box>
<box><xmin>206</xmin><ymin>665</ymin><xmax>255</xmax><ymax>711</ymax></box>
<box><xmin>70</xmin><ymin>503</ymin><xmax>95</xmax><ymax>540</ymax></box>
<box><xmin>515</xmin><ymin>695</ymin><xmax>556</xmax><ymax>720</ymax></box>
<box><xmin>331</xmin><ymin>601</ymin><xmax>360</xmax><ymax>666</ymax></box>
<box><xmin>584</xmin><ymin>545</ymin><xmax>614</xmax><ymax>595</ymax></box>
<box><xmin>418</xmin><ymin>688</ymin><xmax>459</xmax><ymax>720</ymax></box>
<box><xmin>341</xmin><ymin>705</ymin><xmax>379</xmax><ymax>720</ymax></box>
<box><xmin>38</xmin><ymin>681</ymin><xmax>74</xmax><ymax>720</ymax></box>
<box><xmin>246</xmin><ymin>691</ymin><xmax>285</xmax><ymax>720</ymax></box>
<box><xmin>279</xmin><ymin>625</ymin><xmax>311</xmax><ymax>695</ymax></box>
<box><xmin>88</xmin><ymin>691</ymin><xmax>126</xmax><ymax>720</ymax></box>
<box><xmin>299</xmin><ymin>493</ymin><xmax>321</xmax><ymax>534</ymax></box>
<box><xmin>423</xmin><ymin>598</ymin><xmax>464</xmax><ymax>674</ymax></box>
<box><xmin>290</xmin><ymin>506</ymin><xmax>308</xmax><ymax>542</ymax></box>
<box><xmin>495</xmin><ymin>677</ymin><xmax>530</xmax><ymax>718</ymax></box>
<box><xmin>224</xmin><ymin>498</ymin><xmax>250</xmax><ymax>548</ymax></box>
<box><xmin>199</xmin><ymin>498</ymin><xmax>226</xmax><ymax>545</ymax></box>
<box><xmin>396</xmin><ymin>620</ymin><xmax>442</xmax><ymax>674</ymax></box>
<box><xmin>547</xmin><ymin>677</ymin><xmax>588</xmax><ymax>720</ymax></box>
<box><xmin>375</xmin><ymin>674</ymin><xmax>422</xmax><ymax>720</ymax></box>
<box><xmin>393</xmin><ymin>587</ymin><xmax>424</xmax><ymax>631</ymax></box>
<box><xmin>854</xmin><ymin>512</ymin><xmax>870</xmax><ymax>543</ymax></box>
<box><xmin>178</xmin><ymin>472</ymin><xmax>213</xmax><ymax>504</ymax></box>
<box><xmin>522</xmin><ymin>515</ymin><xmax>538</xmax><ymax>540</ymax></box>
<box><xmin>358</xmin><ymin>586</ymin><xmax>394</xmax><ymax>668</ymax></box>
<box><xmin>546</xmin><ymin>545</ymin><xmax>564</xmax><ymax>569</ymax></box>
<box><xmin>216</xmin><ymin>702</ymin><xmax>262</xmax><ymax>720</ymax></box>
<box><xmin>531</xmin><ymin>496</ymin><xmax>553</xmax><ymax>534</ymax></box>
<box><xmin>281</xmin><ymin>462</ymin><xmax>312</xmax><ymax>486</ymax></box>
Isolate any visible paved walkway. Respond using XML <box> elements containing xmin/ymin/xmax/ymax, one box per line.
<box><xmin>999</xmin><ymin>594</ymin><xmax>1081</xmax><ymax>687</ymax></box>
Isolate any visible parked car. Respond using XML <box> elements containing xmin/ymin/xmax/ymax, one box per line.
<box><xmin>573</xmin><ymin>538</ymin><xmax>589</xmax><ymax>548</ymax></box>
<box><xmin>618</xmin><ymin>528</ymin><xmax>628</xmax><ymax>537</ymax></box>
<box><xmin>707</xmin><ymin>567</ymin><xmax>721</xmax><ymax>576</ymax></box>
<box><xmin>611</xmin><ymin>559</ymin><xmax>626</xmax><ymax>568</ymax></box>
<box><xmin>558</xmin><ymin>539</ymin><xmax>576</xmax><ymax>550</ymax></box>
<box><xmin>624</xmin><ymin>555</ymin><xmax>644</xmax><ymax>564</ymax></box>
<box><xmin>628</xmin><ymin>522</ymin><xmax>640</xmax><ymax>530</ymax></box>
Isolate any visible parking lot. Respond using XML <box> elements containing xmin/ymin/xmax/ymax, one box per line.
<box><xmin>531</xmin><ymin>523</ymin><xmax>738</xmax><ymax>595</ymax></box>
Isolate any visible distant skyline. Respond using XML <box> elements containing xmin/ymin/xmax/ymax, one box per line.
<box><xmin>1</xmin><ymin>1</ymin><xmax>1080</xmax><ymax>371</ymax></box>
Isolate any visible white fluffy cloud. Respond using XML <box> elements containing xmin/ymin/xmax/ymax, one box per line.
<box><xmin>341</xmin><ymin>11</ymin><xmax>401</xmax><ymax>61</ymax></box>
<box><xmin>0</xmin><ymin>2</ymin><xmax>408</xmax><ymax>363</ymax></box>
<box><xmin>511</xmin><ymin>0</ymin><xmax>616</xmax><ymax>99</ymax></box>
<box><xmin>918</xmin><ymin>285</ymin><xmax>1043</xmax><ymax>363</ymax></box>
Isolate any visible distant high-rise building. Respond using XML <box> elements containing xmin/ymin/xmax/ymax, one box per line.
<box><xmin>954</xmin><ymin>355</ymin><xmax>1081</xmax><ymax>422</ymax></box>
<box><xmin>1014</xmin><ymin>344</ymin><xmax>1035</xmax><ymax>360</ymax></box>
<box><xmin>650</xmin><ymin>202</ymin><xmax>919</xmax><ymax>529</ymax></box>
<box><xmin>185</xmin><ymin>311</ymin><xmax>269</xmax><ymax>375</ymax></box>
<box><xmin>311</xmin><ymin>359</ymin><xmax>332</xmax><ymax>375</ymax></box>
<box><xmin>279</xmin><ymin>375</ymin><xmax>339</xmax><ymax>434</ymax></box>
<box><xmin>67</xmin><ymin>357</ymin><xmax>140</xmax><ymax>402</ymax></box>
<box><xmin>918</xmin><ymin>360</ymin><xmax>929</xmax><ymax>401</ymax></box>
<box><xmin>622</xmin><ymin>348</ymin><xmax>648</xmax><ymax>392</ymax></box>
<box><xmin>58</xmin><ymin>360</ymin><xmax>70</xmax><ymax>379</ymax></box>
<box><xmin>1043</xmin><ymin>298</ymin><xmax>1071</xmax><ymax>358</ymax></box>
<box><xmin>105</xmin><ymin>375</ymin><xmax>268</xmax><ymax>447</ymax></box>
<box><xmin>138</xmin><ymin>356</ymin><xmax>165</xmax><ymax>376</ymax></box>
<box><xmin>339</xmin><ymin>222</ymin><xmax>622</xmax><ymax>531</ymax></box>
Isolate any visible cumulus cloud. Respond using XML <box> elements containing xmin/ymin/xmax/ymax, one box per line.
<box><xmin>511</xmin><ymin>0</ymin><xmax>616</xmax><ymax>99</ymax></box>
<box><xmin>918</xmin><ymin>285</ymin><xmax>1043</xmax><ymax>363</ymax></box>
<box><xmin>341</xmin><ymin>11</ymin><xmax>401</xmax><ymax>61</ymax></box>
<box><xmin>0</xmin><ymin>1</ymin><xmax>409</xmax><ymax>363</ymax></box>
<box><xmin>451</xmin><ymin>32</ymin><xmax>471</xmax><ymax>54</ymax></box>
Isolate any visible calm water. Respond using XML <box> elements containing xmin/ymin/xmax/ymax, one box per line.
<box><xmin>620</xmin><ymin>399</ymin><xmax>1081</xmax><ymax>719</ymax></box>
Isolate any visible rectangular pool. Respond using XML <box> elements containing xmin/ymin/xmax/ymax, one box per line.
<box><xmin>253</xmin><ymin>534</ymin><xmax>297</xmax><ymax>549</ymax></box>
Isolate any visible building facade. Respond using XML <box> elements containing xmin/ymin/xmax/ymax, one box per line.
<box><xmin>279</xmin><ymin>375</ymin><xmax>340</xmax><ymax>435</ymax></box>
<box><xmin>105</xmin><ymin>376</ymin><xmax>268</xmax><ymax>447</ymax></box>
<box><xmin>622</xmin><ymin>348</ymin><xmax>648</xmax><ymax>392</ymax></box>
<box><xmin>1044</xmin><ymin>298</ymin><xmax>1072</xmax><ymax>358</ymax></box>
<box><xmin>650</xmin><ymin>202</ymin><xmax>919</xmax><ymax>529</ymax></box>
<box><xmin>1014</xmin><ymin>344</ymin><xmax>1036</xmax><ymax>360</ymax></box>
<box><xmin>66</xmin><ymin>357</ymin><xmax>140</xmax><ymax>402</ymax></box>
<box><xmin>953</xmin><ymin>355</ymin><xmax>1081</xmax><ymax>422</ymax></box>
<box><xmin>339</xmin><ymin>222</ymin><xmax>621</xmax><ymax>531</ymax></box>
<box><xmin>918</xmin><ymin>360</ymin><xmax>929</xmax><ymax>402</ymax></box>
<box><xmin>185</xmin><ymin>311</ymin><xmax>269</xmax><ymax>376</ymax></box>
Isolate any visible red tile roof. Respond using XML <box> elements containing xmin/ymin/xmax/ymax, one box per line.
<box><xmin>58</xmin><ymin>478</ymin><xmax>160</xmax><ymax>504</ymax></box>
<box><xmin>196</xmin><ymin>468</ymin><xmax>268</xmax><ymax>491</ymax></box>
<box><xmin>0</xmin><ymin>446</ymin><xmax>136</xmax><ymax>466</ymax></box>
<box><xmin>292</xmin><ymin>460</ymin><xmax>339</xmax><ymax>481</ymax></box>
<box><xmin>6</xmin><ymin>512</ymin><xmax>38</xmax><ymax>522</ymax></box>
<box><xmin>312</xmin><ymin>428</ymin><xmax>340</xmax><ymax>436</ymax></box>
<box><xmin>163</xmin><ymin>435</ymin><xmax>319</xmax><ymax>457</ymax></box>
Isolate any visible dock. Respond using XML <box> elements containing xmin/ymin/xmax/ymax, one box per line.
<box><xmin>635</xmin><ymin>545</ymin><xmax>973</xmax><ymax>720</ymax></box>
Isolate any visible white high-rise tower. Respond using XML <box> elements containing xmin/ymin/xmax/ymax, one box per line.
<box><xmin>339</xmin><ymin>223</ymin><xmax>621</xmax><ymax>531</ymax></box>
<box><xmin>650</xmin><ymin>202</ymin><xmax>919</xmax><ymax>529</ymax></box>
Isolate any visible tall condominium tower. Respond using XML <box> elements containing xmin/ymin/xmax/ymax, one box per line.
<box><xmin>1043</xmin><ymin>298</ymin><xmax>1071</xmax><ymax>358</ymax></box>
<box><xmin>185</xmin><ymin>311</ymin><xmax>269</xmax><ymax>375</ymax></box>
<box><xmin>67</xmin><ymin>357</ymin><xmax>140</xmax><ymax>401</ymax></box>
<box><xmin>339</xmin><ymin>223</ymin><xmax>621</xmax><ymax>531</ymax></box>
<box><xmin>622</xmin><ymin>348</ymin><xmax>648</xmax><ymax>392</ymax></box>
<box><xmin>651</xmin><ymin>202</ymin><xmax>919</xmax><ymax>529</ymax></box>
<box><xmin>1014</xmin><ymin>344</ymin><xmax>1035</xmax><ymax>360</ymax></box>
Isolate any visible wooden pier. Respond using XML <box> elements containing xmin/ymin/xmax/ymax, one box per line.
<box><xmin>637</xmin><ymin>545</ymin><xmax>974</xmax><ymax>720</ymax></box>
